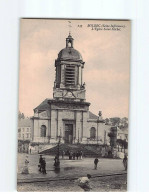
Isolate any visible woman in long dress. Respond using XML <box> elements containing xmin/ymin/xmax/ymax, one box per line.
<box><xmin>22</xmin><ymin>156</ymin><xmax>29</xmax><ymax>174</ymax></box>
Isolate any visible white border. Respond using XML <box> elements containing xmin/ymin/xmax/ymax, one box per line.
<box><xmin>0</xmin><ymin>0</ymin><xmax>149</xmax><ymax>192</ymax></box>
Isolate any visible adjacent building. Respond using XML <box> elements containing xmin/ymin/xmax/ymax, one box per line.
<box><xmin>18</xmin><ymin>118</ymin><xmax>32</xmax><ymax>141</ymax></box>
<box><xmin>117</xmin><ymin>127</ymin><xmax>128</xmax><ymax>141</ymax></box>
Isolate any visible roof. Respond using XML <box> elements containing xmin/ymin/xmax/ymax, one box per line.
<box><xmin>18</xmin><ymin>118</ymin><xmax>31</xmax><ymax>127</ymax></box>
<box><xmin>58</xmin><ymin>47</ymin><xmax>83</xmax><ymax>61</ymax></box>
<box><xmin>34</xmin><ymin>98</ymin><xmax>91</xmax><ymax>112</ymax></box>
<box><xmin>34</xmin><ymin>99</ymin><xmax>50</xmax><ymax>111</ymax></box>
<box><xmin>89</xmin><ymin>111</ymin><xmax>98</xmax><ymax>119</ymax></box>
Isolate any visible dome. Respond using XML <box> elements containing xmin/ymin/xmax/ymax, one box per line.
<box><xmin>57</xmin><ymin>47</ymin><xmax>83</xmax><ymax>61</ymax></box>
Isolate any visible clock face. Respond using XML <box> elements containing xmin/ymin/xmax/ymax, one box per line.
<box><xmin>35</xmin><ymin>109</ymin><xmax>38</xmax><ymax>113</ymax></box>
<box><xmin>67</xmin><ymin>92</ymin><xmax>72</xmax><ymax>97</ymax></box>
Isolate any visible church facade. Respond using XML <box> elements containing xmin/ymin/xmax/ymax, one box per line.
<box><xmin>31</xmin><ymin>34</ymin><xmax>110</xmax><ymax>145</ymax></box>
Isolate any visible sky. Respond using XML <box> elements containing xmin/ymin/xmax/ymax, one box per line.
<box><xmin>19</xmin><ymin>19</ymin><xmax>130</xmax><ymax>118</ymax></box>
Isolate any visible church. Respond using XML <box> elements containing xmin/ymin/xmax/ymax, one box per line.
<box><xmin>31</xmin><ymin>33</ymin><xmax>110</xmax><ymax>145</ymax></box>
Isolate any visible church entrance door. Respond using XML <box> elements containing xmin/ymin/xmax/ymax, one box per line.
<box><xmin>65</xmin><ymin>124</ymin><xmax>73</xmax><ymax>144</ymax></box>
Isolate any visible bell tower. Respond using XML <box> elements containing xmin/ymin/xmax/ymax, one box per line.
<box><xmin>53</xmin><ymin>34</ymin><xmax>86</xmax><ymax>102</ymax></box>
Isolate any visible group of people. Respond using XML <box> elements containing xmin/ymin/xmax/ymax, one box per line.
<box><xmin>38</xmin><ymin>155</ymin><xmax>47</xmax><ymax>174</ymax></box>
<box><xmin>62</xmin><ymin>150</ymin><xmax>83</xmax><ymax>160</ymax></box>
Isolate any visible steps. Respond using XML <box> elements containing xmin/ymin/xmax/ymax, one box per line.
<box><xmin>40</xmin><ymin>144</ymin><xmax>102</xmax><ymax>157</ymax></box>
<box><xmin>39</xmin><ymin>144</ymin><xmax>57</xmax><ymax>153</ymax></box>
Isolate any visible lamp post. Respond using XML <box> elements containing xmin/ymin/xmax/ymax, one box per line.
<box><xmin>57</xmin><ymin>135</ymin><xmax>61</xmax><ymax>159</ymax></box>
<box><xmin>55</xmin><ymin>129</ymin><xmax>62</xmax><ymax>171</ymax></box>
<box><xmin>55</xmin><ymin>135</ymin><xmax>61</xmax><ymax>170</ymax></box>
<box><xmin>97</xmin><ymin>117</ymin><xmax>99</xmax><ymax>145</ymax></box>
<box><xmin>97</xmin><ymin>111</ymin><xmax>102</xmax><ymax>145</ymax></box>
<box><xmin>104</xmin><ymin>130</ymin><xmax>106</xmax><ymax>145</ymax></box>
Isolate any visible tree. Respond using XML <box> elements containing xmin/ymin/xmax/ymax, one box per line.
<box><xmin>18</xmin><ymin>111</ymin><xmax>22</xmax><ymax>120</ymax></box>
<box><xmin>116</xmin><ymin>139</ymin><xmax>128</xmax><ymax>152</ymax></box>
<box><xmin>123</xmin><ymin>139</ymin><xmax>128</xmax><ymax>153</ymax></box>
<box><xmin>109</xmin><ymin>117</ymin><xmax>120</xmax><ymax>126</ymax></box>
<box><xmin>105</xmin><ymin>118</ymin><xmax>110</xmax><ymax>125</ymax></box>
<box><xmin>18</xmin><ymin>111</ymin><xmax>25</xmax><ymax>120</ymax></box>
<box><xmin>21</xmin><ymin>113</ymin><xmax>25</xmax><ymax>119</ymax></box>
<box><xmin>108</xmin><ymin>128</ymin><xmax>117</xmax><ymax>148</ymax></box>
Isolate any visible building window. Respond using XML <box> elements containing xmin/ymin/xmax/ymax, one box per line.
<box><xmin>90</xmin><ymin>127</ymin><xmax>96</xmax><ymax>139</ymax></box>
<box><xmin>41</xmin><ymin>125</ymin><xmax>46</xmax><ymax>137</ymax></box>
<box><xmin>22</xmin><ymin>128</ymin><xmax>24</xmax><ymax>132</ymax></box>
<box><xmin>27</xmin><ymin>128</ymin><xmax>29</xmax><ymax>132</ymax></box>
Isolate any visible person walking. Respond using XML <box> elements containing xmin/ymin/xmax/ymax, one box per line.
<box><xmin>78</xmin><ymin>151</ymin><xmax>81</xmax><ymax>159</ymax></box>
<box><xmin>73</xmin><ymin>152</ymin><xmax>76</xmax><ymax>160</ymax></box>
<box><xmin>80</xmin><ymin>151</ymin><xmax>83</xmax><ymax>160</ymax></box>
<box><xmin>39</xmin><ymin>155</ymin><xmax>43</xmax><ymax>172</ymax></box>
<box><xmin>41</xmin><ymin>157</ymin><xmax>47</xmax><ymax>174</ymax></box>
<box><xmin>69</xmin><ymin>151</ymin><xmax>73</xmax><ymax>160</ymax></box>
<box><xmin>77</xmin><ymin>174</ymin><xmax>92</xmax><ymax>191</ymax></box>
<box><xmin>94</xmin><ymin>158</ymin><xmax>99</xmax><ymax>170</ymax></box>
<box><xmin>62</xmin><ymin>150</ymin><xmax>65</xmax><ymax>159</ymax></box>
<box><xmin>54</xmin><ymin>155</ymin><xmax>58</xmax><ymax>166</ymax></box>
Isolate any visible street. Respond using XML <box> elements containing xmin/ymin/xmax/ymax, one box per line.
<box><xmin>18</xmin><ymin>153</ymin><xmax>126</xmax><ymax>180</ymax></box>
<box><xmin>18</xmin><ymin>174</ymin><xmax>127</xmax><ymax>192</ymax></box>
<box><xmin>17</xmin><ymin>153</ymin><xmax>127</xmax><ymax>191</ymax></box>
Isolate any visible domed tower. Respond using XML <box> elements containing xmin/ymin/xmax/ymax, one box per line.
<box><xmin>53</xmin><ymin>33</ymin><xmax>86</xmax><ymax>102</ymax></box>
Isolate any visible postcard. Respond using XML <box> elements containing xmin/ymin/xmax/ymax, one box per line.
<box><xmin>17</xmin><ymin>19</ymin><xmax>130</xmax><ymax>192</ymax></box>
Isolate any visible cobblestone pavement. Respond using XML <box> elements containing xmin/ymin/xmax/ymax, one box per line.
<box><xmin>18</xmin><ymin>153</ymin><xmax>126</xmax><ymax>182</ymax></box>
<box><xmin>17</xmin><ymin>174</ymin><xmax>127</xmax><ymax>192</ymax></box>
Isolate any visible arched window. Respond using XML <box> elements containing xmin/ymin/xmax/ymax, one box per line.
<box><xmin>41</xmin><ymin>125</ymin><xmax>46</xmax><ymax>137</ymax></box>
<box><xmin>90</xmin><ymin>127</ymin><xmax>96</xmax><ymax>139</ymax></box>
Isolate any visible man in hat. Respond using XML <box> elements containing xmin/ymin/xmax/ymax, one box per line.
<box><xmin>39</xmin><ymin>155</ymin><xmax>43</xmax><ymax>172</ymax></box>
<box><xmin>94</xmin><ymin>158</ymin><xmax>99</xmax><ymax>170</ymax></box>
<box><xmin>41</xmin><ymin>157</ymin><xmax>47</xmax><ymax>174</ymax></box>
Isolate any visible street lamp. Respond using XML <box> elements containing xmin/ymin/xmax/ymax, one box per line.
<box><xmin>97</xmin><ymin>111</ymin><xmax>102</xmax><ymax>145</ymax></box>
<box><xmin>97</xmin><ymin>117</ymin><xmax>99</xmax><ymax>145</ymax></box>
<box><xmin>78</xmin><ymin>128</ymin><xmax>80</xmax><ymax>144</ymax></box>
<box><xmin>54</xmin><ymin>129</ymin><xmax>62</xmax><ymax>170</ymax></box>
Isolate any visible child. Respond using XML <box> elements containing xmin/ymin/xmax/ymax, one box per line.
<box><xmin>77</xmin><ymin>174</ymin><xmax>92</xmax><ymax>191</ymax></box>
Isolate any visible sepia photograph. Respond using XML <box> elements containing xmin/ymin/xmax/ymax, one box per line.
<box><xmin>17</xmin><ymin>19</ymin><xmax>130</xmax><ymax>192</ymax></box>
